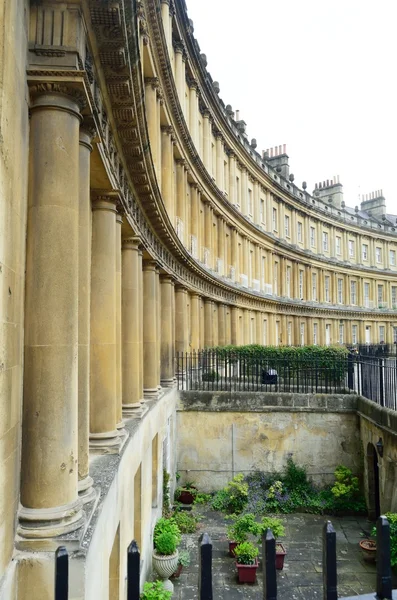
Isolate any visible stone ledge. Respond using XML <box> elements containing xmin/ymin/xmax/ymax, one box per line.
<box><xmin>177</xmin><ymin>391</ymin><xmax>359</xmax><ymax>413</ymax></box>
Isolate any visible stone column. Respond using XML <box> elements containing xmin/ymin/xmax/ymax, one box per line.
<box><xmin>190</xmin><ymin>293</ymin><xmax>201</xmax><ymax>350</ymax></box>
<box><xmin>160</xmin><ymin>0</ymin><xmax>171</xmax><ymax>55</ymax></box>
<box><xmin>90</xmin><ymin>196</ymin><xmax>121</xmax><ymax>453</ymax></box>
<box><xmin>122</xmin><ymin>238</ymin><xmax>143</xmax><ymax>413</ymax></box>
<box><xmin>189</xmin><ymin>80</ymin><xmax>199</xmax><ymax>146</ymax></box>
<box><xmin>143</xmin><ymin>261</ymin><xmax>159</xmax><ymax>398</ymax></box>
<box><xmin>228</xmin><ymin>151</ymin><xmax>236</xmax><ymax>204</ymax></box>
<box><xmin>231</xmin><ymin>306</ymin><xmax>239</xmax><ymax>345</ymax></box>
<box><xmin>115</xmin><ymin>211</ymin><xmax>124</xmax><ymax>429</ymax></box>
<box><xmin>266</xmin><ymin>190</ymin><xmax>272</xmax><ymax>233</ymax></box>
<box><xmin>156</xmin><ymin>269</ymin><xmax>161</xmax><ymax>389</ymax></box>
<box><xmin>190</xmin><ymin>184</ymin><xmax>199</xmax><ymax>259</ymax></box>
<box><xmin>218</xmin><ymin>304</ymin><xmax>226</xmax><ymax>347</ymax></box>
<box><xmin>217</xmin><ymin>217</ymin><xmax>225</xmax><ymax>275</ymax></box>
<box><xmin>145</xmin><ymin>78</ymin><xmax>159</xmax><ymax>174</ymax></box>
<box><xmin>160</xmin><ymin>275</ymin><xmax>174</xmax><ymax>386</ymax></box>
<box><xmin>174</xmin><ymin>42</ymin><xmax>185</xmax><ymax>114</ymax></box>
<box><xmin>253</xmin><ymin>180</ymin><xmax>260</xmax><ymax>224</ymax></box>
<box><xmin>20</xmin><ymin>84</ymin><xmax>85</xmax><ymax>537</ymax></box>
<box><xmin>161</xmin><ymin>125</ymin><xmax>174</xmax><ymax>219</ymax></box>
<box><xmin>204</xmin><ymin>299</ymin><xmax>214</xmax><ymax>347</ymax></box>
<box><xmin>256</xmin><ymin>313</ymin><xmax>262</xmax><ymax>344</ymax></box>
<box><xmin>202</xmin><ymin>109</ymin><xmax>211</xmax><ymax>172</ymax></box>
<box><xmin>231</xmin><ymin>227</ymin><xmax>238</xmax><ymax>281</ymax></box>
<box><xmin>241</xmin><ymin>167</ymin><xmax>248</xmax><ymax>215</ymax></box>
<box><xmin>77</xmin><ymin>124</ymin><xmax>95</xmax><ymax>503</ymax></box>
<box><xmin>138</xmin><ymin>247</ymin><xmax>144</xmax><ymax>399</ymax></box>
<box><xmin>176</xmin><ymin>159</ymin><xmax>186</xmax><ymax>243</ymax></box>
<box><xmin>215</xmin><ymin>133</ymin><xmax>224</xmax><ymax>191</ymax></box>
<box><xmin>175</xmin><ymin>285</ymin><xmax>189</xmax><ymax>354</ymax></box>
<box><xmin>204</xmin><ymin>201</ymin><xmax>213</xmax><ymax>267</ymax></box>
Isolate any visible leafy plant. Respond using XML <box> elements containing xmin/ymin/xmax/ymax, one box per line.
<box><xmin>178</xmin><ymin>549</ymin><xmax>191</xmax><ymax>567</ymax></box>
<box><xmin>153</xmin><ymin>518</ymin><xmax>181</xmax><ymax>550</ymax></box>
<box><xmin>202</xmin><ymin>369</ymin><xmax>219</xmax><ymax>382</ymax></box>
<box><xmin>140</xmin><ymin>580</ymin><xmax>172</xmax><ymax>599</ymax></box>
<box><xmin>162</xmin><ymin>470</ymin><xmax>171</xmax><ymax>517</ymax></box>
<box><xmin>212</xmin><ymin>474</ymin><xmax>248</xmax><ymax>514</ymax></box>
<box><xmin>259</xmin><ymin>517</ymin><xmax>285</xmax><ymax>540</ymax></box>
<box><xmin>173</xmin><ymin>510</ymin><xmax>200</xmax><ymax>534</ymax></box>
<box><xmin>234</xmin><ymin>541</ymin><xmax>259</xmax><ymax>565</ymax></box>
<box><xmin>227</xmin><ymin>513</ymin><xmax>260</xmax><ymax>543</ymax></box>
<box><xmin>331</xmin><ymin>465</ymin><xmax>359</xmax><ymax>499</ymax></box>
<box><xmin>194</xmin><ymin>492</ymin><xmax>212</xmax><ymax>505</ymax></box>
<box><xmin>371</xmin><ymin>513</ymin><xmax>397</xmax><ymax>568</ymax></box>
<box><xmin>155</xmin><ymin>532</ymin><xmax>178</xmax><ymax>555</ymax></box>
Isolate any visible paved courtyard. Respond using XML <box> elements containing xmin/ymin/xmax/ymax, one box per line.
<box><xmin>171</xmin><ymin>505</ymin><xmax>378</xmax><ymax>599</ymax></box>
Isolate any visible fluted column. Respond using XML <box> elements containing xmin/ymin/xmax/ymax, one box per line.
<box><xmin>190</xmin><ymin>293</ymin><xmax>201</xmax><ymax>350</ymax></box>
<box><xmin>115</xmin><ymin>212</ymin><xmax>124</xmax><ymax>429</ymax></box>
<box><xmin>204</xmin><ymin>299</ymin><xmax>214</xmax><ymax>347</ymax></box>
<box><xmin>228</xmin><ymin>151</ymin><xmax>236</xmax><ymax>204</ymax></box>
<box><xmin>20</xmin><ymin>85</ymin><xmax>85</xmax><ymax>537</ymax></box>
<box><xmin>143</xmin><ymin>261</ymin><xmax>159</xmax><ymax>398</ymax></box>
<box><xmin>161</xmin><ymin>125</ymin><xmax>174</xmax><ymax>219</ymax></box>
<box><xmin>160</xmin><ymin>275</ymin><xmax>175</xmax><ymax>386</ymax></box>
<box><xmin>77</xmin><ymin>124</ymin><xmax>95</xmax><ymax>503</ymax></box>
<box><xmin>90</xmin><ymin>196</ymin><xmax>121</xmax><ymax>453</ymax></box>
<box><xmin>122</xmin><ymin>238</ymin><xmax>143</xmax><ymax>413</ymax></box>
<box><xmin>218</xmin><ymin>304</ymin><xmax>226</xmax><ymax>347</ymax></box>
<box><xmin>175</xmin><ymin>285</ymin><xmax>189</xmax><ymax>354</ymax></box>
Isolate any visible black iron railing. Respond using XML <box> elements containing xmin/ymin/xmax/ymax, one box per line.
<box><xmin>176</xmin><ymin>350</ymin><xmax>397</xmax><ymax>411</ymax></box>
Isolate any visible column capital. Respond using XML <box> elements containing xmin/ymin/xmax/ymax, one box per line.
<box><xmin>160</xmin><ymin>0</ymin><xmax>171</xmax><ymax>4</ymax></box>
<box><xmin>91</xmin><ymin>192</ymin><xmax>119</xmax><ymax>213</ymax></box>
<box><xmin>116</xmin><ymin>212</ymin><xmax>123</xmax><ymax>225</ymax></box>
<box><xmin>144</xmin><ymin>76</ymin><xmax>160</xmax><ymax>90</ymax></box>
<box><xmin>142</xmin><ymin>259</ymin><xmax>159</xmax><ymax>272</ymax></box>
<box><xmin>79</xmin><ymin>117</ymin><xmax>97</xmax><ymax>151</ymax></box>
<box><xmin>176</xmin><ymin>158</ymin><xmax>187</xmax><ymax>168</ymax></box>
<box><xmin>202</xmin><ymin>108</ymin><xmax>211</xmax><ymax>119</ymax></box>
<box><xmin>175</xmin><ymin>283</ymin><xmax>188</xmax><ymax>293</ymax></box>
<box><xmin>122</xmin><ymin>236</ymin><xmax>142</xmax><ymax>250</ymax></box>
<box><xmin>161</xmin><ymin>124</ymin><xmax>174</xmax><ymax>136</ymax></box>
<box><xmin>159</xmin><ymin>273</ymin><xmax>175</xmax><ymax>284</ymax></box>
<box><xmin>28</xmin><ymin>81</ymin><xmax>86</xmax><ymax>117</ymax></box>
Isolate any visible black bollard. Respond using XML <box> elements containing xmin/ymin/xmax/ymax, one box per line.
<box><xmin>198</xmin><ymin>532</ymin><xmax>213</xmax><ymax>600</ymax></box>
<box><xmin>55</xmin><ymin>546</ymin><xmax>68</xmax><ymax>600</ymax></box>
<box><xmin>127</xmin><ymin>540</ymin><xmax>140</xmax><ymax>600</ymax></box>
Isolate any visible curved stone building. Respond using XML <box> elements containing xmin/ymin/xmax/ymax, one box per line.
<box><xmin>0</xmin><ymin>0</ymin><xmax>396</xmax><ymax>598</ymax></box>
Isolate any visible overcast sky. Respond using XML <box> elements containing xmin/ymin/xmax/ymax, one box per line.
<box><xmin>186</xmin><ymin>0</ymin><xmax>397</xmax><ymax>215</ymax></box>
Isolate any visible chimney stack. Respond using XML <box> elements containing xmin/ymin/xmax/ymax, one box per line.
<box><xmin>360</xmin><ymin>189</ymin><xmax>386</xmax><ymax>218</ymax></box>
<box><xmin>266</xmin><ymin>144</ymin><xmax>289</xmax><ymax>179</ymax></box>
<box><xmin>312</xmin><ymin>176</ymin><xmax>343</xmax><ymax>209</ymax></box>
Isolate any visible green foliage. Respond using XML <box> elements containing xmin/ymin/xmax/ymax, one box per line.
<box><xmin>259</xmin><ymin>517</ymin><xmax>285</xmax><ymax>539</ymax></box>
<box><xmin>371</xmin><ymin>513</ymin><xmax>397</xmax><ymax>568</ymax></box>
<box><xmin>234</xmin><ymin>541</ymin><xmax>259</xmax><ymax>565</ymax></box>
<box><xmin>331</xmin><ymin>465</ymin><xmax>359</xmax><ymax>499</ymax></box>
<box><xmin>212</xmin><ymin>474</ymin><xmax>248</xmax><ymax>514</ymax></box>
<box><xmin>175</xmin><ymin>485</ymin><xmax>198</xmax><ymax>500</ymax></box>
<box><xmin>202</xmin><ymin>369</ymin><xmax>219</xmax><ymax>382</ymax></box>
<box><xmin>155</xmin><ymin>532</ymin><xmax>178</xmax><ymax>555</ymax></box>
<box><xmin>226</xmin><ymin>513</ymin><xmax>260</xmax><ymax>543</ymax></box>
<box><xmin>141</xmin><ymin>581</ymin><xmax>172</xmax><ymax>600</ymax></box>
<box><xmin>172</xmin><ymin>510</ymin><xmax>200</xmax><ymax>534</ymax></box>
<box><xmin>162</xmin><ymin>470</ymin><xmax>171</xmax><ymax>517</ymax></box>
<box><xmin>153</xmin><ymin>518</ymin><xmax>181</xmax><ymax>550</ymax></box>
<box><xmin>283</xmin><ymin>457</ymin><xmax>312</xmax><ymax>494</ymax></box>
<box><xmin>194</xmin><ymin>492</ymin><xmax>212</xmax><ymax>505</ymax></box>
<box><xmin>177</xmin><ymin>549</ymin><xmax>191</xmax><ymax>567</ymax></box>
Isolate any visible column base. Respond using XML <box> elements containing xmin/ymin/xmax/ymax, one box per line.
<box><xmin>122</xmin><ymin>402</ymin><xmax>143</xmax><ymax>416</ymax></box>
<box><xmin>18</xmin><ymin>497</ymin><xmax>85</xmax><ymax>539</ymax></box>
<box><xmin>89</xmin><ymin>430</ymin><xmax>123</xmax><ymax>455</ymax></box>
<box><xmin>116</xmin><ymin>419</ymin><xmax>125</xmax><ymax>429</ymax></box>
<box><xmin>78</xmin><ymin>475</ymin><xmax>96</xmax><ymax>504</ymax></box>
<box><xmin>160</xmin><ymin>378</ymin><xmax>175</xmax><ymax>388</ymax></box>
<box><xmin>143</xmin><ymin>388</ymin><xmax>159</xmax><ymax>400</ymax></box>
<box><xmin>124</xmin><ymin>404</ymin><xmax>149</xmax><ymax>419</ymax></box>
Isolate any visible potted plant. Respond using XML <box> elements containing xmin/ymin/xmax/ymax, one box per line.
<box><xmin>140</xmin><ymin>580</ymin><xmax>172</xmax><ymax>599</ymax></box>
<box><xmin>171</xmin><ymin>549</ymin><xmax>190</xmax><ymax>578</ymax></box>
<box><xmin>226</xmin><ymin>513</ymin><xmax>260</xmax><ymax>556</ymax></box>
<box><xmin>359</xmin><ymin>538</ymin><xmax>377</xmax><ymax>562</ymax></box>
<box><xmin>260</xmin><ymin>516</ymin><xmax>286</xmax><ymax>570</ymax></box>
<box><xmin>175</xmin><ymin>481</ymin><xmax>197</xmax><ymax>504</ymax></box>
<box><xmin>234</xmin><ymin>541</ymin><xmax>259</xmax><ymax>583</ymax></box>
<box><xmin>152</xmin><ymin>518</ymin><xmax>181</xmax><ymax>592</ymax></box>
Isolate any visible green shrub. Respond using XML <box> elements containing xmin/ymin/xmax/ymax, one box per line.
<box><xmin>173</xmin><ymin>510</ymin><xmax>199</xmax><ymax>534</ymax></box>
<box><xmin>283</xmin><ymin>457</ymin><xmax>311</xmax><ymax>494</ymax></box>
<box><xmin>141</xmin><ymin>580</ymin><xmax>172</xmax><ymax>600</ymax></box>
<box><xmin>234</xmin><ymin>541</ymin><xmax>259</xmax><ymax>565</ymax></box>
<box><xmin>178</xmin><ymin>549</ymin><xmax>191</xmax><ymax>567</ymax></box>
<box><xmin>155</xmin><ymin>532</ymin><xmax>178</xmax><ymax>555</ymax></box>
<box><xmin>371</xmin><ymin>513</ymin><xmax>397</xmax><ymax>568</ymax></box>
<box><xmin>194</xmin><ymin>492</ymin><xmax>212</xmax><ymax>505</ymax></box>
<box><xmin>202</xmin><ymin>370</ymin><xmax>219</xmax><ymax>382</ymax></box>
<box><xmin>212</xmin><ymin>474</ymin><xmax>248</xmax><ymax>514</ymax></box>
<box><xmin>259</xmin><ymin>517</ymin><xmax>285</xmax><ymax>539</ymax></box>
<box><xmin>331</xmin><ymin>465</ymin><xmax>359</xmax><ymax>499</ymax></box>
<box><xmin>162</xmin><ymin>470</ymin><xmax>171</xmax><ymax>517</ymax></box>
<box><xmin>153</xmin><ymin>518</ymin><xmax>181</xmax><ymax>549</ymax></box>
<box><xmin>226</xmin><ymin>513</ymin><xmax>260</xmax><ymax>543</ymax></box>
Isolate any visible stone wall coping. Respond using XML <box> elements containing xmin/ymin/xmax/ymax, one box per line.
<box><xmin>357</xmin><ymin>396</ymin><xmax>397</xmax><ymax>439</ymax></box>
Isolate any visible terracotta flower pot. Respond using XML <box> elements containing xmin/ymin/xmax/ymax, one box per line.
<box><xmin>179</xmin><ymin>490</ymin><xmax>195</xmax><ymax>504</ymax></box>
<box><xmin>236</xmin><ymin>560</ymin><xmax>259</xmax><ymax>583</ymax></box>
<box><xmin>359</xmin><ymin>539</ymin><xmax>376</xmax><ymax>562</ymax></box>
<box><xmin>171</xmin><ymin>563</ymin><xmax>183</xmax><ymax>579</ymax></box>
<box><xmin>229</xmin><ymin>541</ymin><xmax>238</xmax><ymax>557</ymax></box>
<box><xmin>276</xmin><ymin>542</ymin><xmax>287</xmax><ymax>570</ymax></box>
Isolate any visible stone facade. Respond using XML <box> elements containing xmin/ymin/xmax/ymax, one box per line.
<box><xmin>0</xmin><ymin>0</ymin><xmax>397</xmax><ymax>598</ymax></box>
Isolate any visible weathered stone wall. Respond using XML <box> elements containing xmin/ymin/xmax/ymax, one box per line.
<box><xmin>177</xmin><ymin>392</ymin><xmax>361</xmax><ymax>490</ymax></box>
<box><xmin>358</xmin><ymin>397</ymin><xmax>397</xmax><ymax>514</ymax></box>
<box><xmin>0</xmin><ymin>0</ymin><xmax>29</xmax><ymax>595</ymax></box>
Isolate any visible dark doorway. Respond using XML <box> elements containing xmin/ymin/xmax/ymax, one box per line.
<box><xmin>367</xmin><ymin>442</ymin><xmax>380</xmax><ymax>520</ymax></box>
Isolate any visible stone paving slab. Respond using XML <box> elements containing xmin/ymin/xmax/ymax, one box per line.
<box><xmin>170</xmin><ymin>506</ymin><xmax>377</xmax><ymax>599</ymax></box>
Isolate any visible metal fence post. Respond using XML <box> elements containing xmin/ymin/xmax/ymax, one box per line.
<box><xmin>322</xmin><ymin>521</ymin><xmax>337</xmax><ymax>600</ymax></box>
<box><xmin>198</xmin><ymin>532</ymin><xmax>213</xmax><ymax>600</ymax></box>
<box><xmin>55</xmin><ymin>546</ymin><xmax>68</xmax><ymax>600</ymax></box>
<box><xmin>347</xmin><ymin>353</ymin><xmax>354</xmax><ymax>390</ymax></box>
<box><xmin>127</xmin><ymin>540</ymin><xmax>140</xmax><ymax>600</ymax></box>
<box><xmin>376</xmin><ymin>516</ymin><xmax>392</xmax><ymax>600</ymax></box>
<box><xmin>379</xmin><ymin>358</ymin><xmax>385</xmax><ymax>407</ymax></box>
<box><xmin>263</xmin><ymin>529</ymin><xmax>277</xmax><ymax>600</ymax></box>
